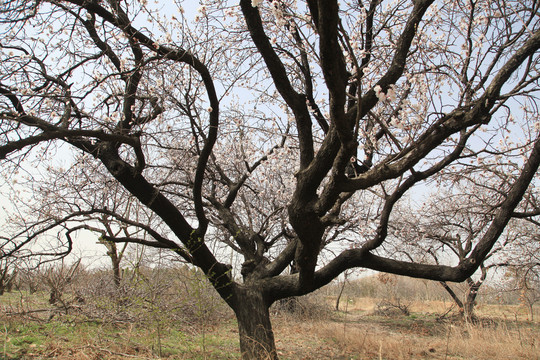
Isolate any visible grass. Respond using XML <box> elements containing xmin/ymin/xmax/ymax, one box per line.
<box><xmin>1</xmin><ymin>293</ymin><xmax>539</xmax><ymax>359</ymax></box>
<box><xmin>304</xmin><ymin>313</ymin><xmax>539</xmax><ymax>359</ymax></box>
<box><xmin>1</xmin><ymin>318</ymin><xmax>241</xmax><ymax>359</ymax></box>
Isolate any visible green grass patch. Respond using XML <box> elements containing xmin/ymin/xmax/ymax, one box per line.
<box><xmin>1</xmin><ymin>316</ymin><xmax>241</xmax><ymax>359</ymax></box>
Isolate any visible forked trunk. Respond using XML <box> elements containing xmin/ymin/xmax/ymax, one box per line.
<box><xmin>463</xmin><ymin>282</ymin><xmax>480</xmax><ymax>323</ymax></box>
<box><xmin>439</xmin><ymin>280</ymin><xmax>479</xmax><ymax>322</ymax></box>
<box><xmin>233</xmin><ymin>288</ymin><xmax>278</xmax><ymax>360</ymax></box>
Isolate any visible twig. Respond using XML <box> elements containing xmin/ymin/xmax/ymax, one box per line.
<box><xmin>437</xmin><ymin>304</ymin><xmax>456</xmax><ymax>321</ymax></box>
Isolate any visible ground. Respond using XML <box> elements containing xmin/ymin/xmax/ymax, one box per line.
<box><xmin>1</xmin><ymin>294</ymin><xmax>539</xmax><ymax>359</ymax></box>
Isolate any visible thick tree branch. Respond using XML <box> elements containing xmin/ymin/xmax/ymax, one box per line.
<box><xmin>240</xmin><ymin>0</ymin><xmax>314</xmax><ymax>169</ymax></box>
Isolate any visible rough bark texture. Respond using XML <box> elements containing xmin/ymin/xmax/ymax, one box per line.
<box><xmin>233</xmin><ymin>287</ymin><xmax>277</xmax><ymax>360</ymax></box>
<box><xmin>440</xmin><ymin>278</ymin><xmax>483</xmax><ymax>322</ymax></box>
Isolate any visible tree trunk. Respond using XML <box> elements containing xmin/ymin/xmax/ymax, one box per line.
<box><xmin>440</xmin><ymin>280</ymin><xmax>479</xmax><ymax>322</ymax></box>
<box><xmin>335</xmin><ymin>279</ymin><xmax>346</xmax><ymax>311</ymax></box>
<box><xmin>526</xmin><ymin>300</ymin><xmax>534</xmax><ymax>321</ymax></box>
<box><xmin>111</xmin><ymin>256</ymin><xmax>122</xmax><ymax>288</ymax></box>
<box><xmin>335</xmin><ymin>270</ymin><xmax>350</xmax><ymax>311</ymax></box>
<box><xmin>233</xmin><ymin>288</ymin><xmax>278</xmax><ymax>360</ymax></box>
<box><xmin>463</xmin><ymin>281</ymin><xmax>480</xmax><ymax>323</ymax></box>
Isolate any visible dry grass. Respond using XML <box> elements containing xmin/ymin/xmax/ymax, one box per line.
<box><xmin>327</xmin><ymin>296</ymin><xmax>538</xmax><ymax>320</ymax></box>
<box><xmin>327</xmin><ymin>296</ymin><xmax>453</xmax><ymax>313</ymax></box>
<box><xmin>273</xmin><ymin>297</ymin><xmax>539</xmax><ymax>360</ymax></box>
<box><xmin>304</xmin><ymin>318</ymin><xmax>539</xmax><ymax>360</ymax></box>
<box><xmin>2</xmin><ymin>292</ymin><xmax>539</xmax><ymax>359</ymax></box>
<box><xmin>275</xmin><ymin>310</ymin><xmax>540</xmax><ymax>360</ymax></box>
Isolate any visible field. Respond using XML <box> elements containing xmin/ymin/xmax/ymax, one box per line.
<box><xmin>1</xmin><ymin>289</ymin><xmax>539</xmax><ymax>360</ymax></box>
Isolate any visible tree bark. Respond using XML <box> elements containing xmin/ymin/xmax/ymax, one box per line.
<box><xmin>440</xmin><ymin>279</ymin><xmax>480</xmax><ymax>322</ymax></box>
<box><xmin>335</xmin><ymin>281</ymin><xmax>345</xmax><ymax>311</ymax></box>
<box><xmin>111</xmin><ymin>255</ymin><xmax>122</xmax><ymax>288</ymax></box>
<box><xmin>463</xmin><ymin>279</ymin><xmax>481</xmax><ymax>322</ymax></box>
<box><xmin>233</xmin><ymin>287</ymin><xmax>278</xmax><ymax>360</ymax></box>
<box><xmin>335</xmin><ymin>270</ymin><xmax>350</xmax><ymax>311</ymax></box>
<box><xmin>439</xmin><ymin>281</ymin><xmax>465</xmax><ymax>311</ymax></box>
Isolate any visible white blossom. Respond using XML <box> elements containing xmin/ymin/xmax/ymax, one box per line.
<box><xmin>386</xmin><ymin>86</ymin><xmax>397</xmax><ymax>102</ymax></box>
<box><xmin>374</xmin><ymin>85</ymin><xmax>386</xmax><ymax>102</ymax></box>
<box><xmin>390</xmin><ymin>117</ymin><xmax>404</xmax><ymax>130</ymax></box>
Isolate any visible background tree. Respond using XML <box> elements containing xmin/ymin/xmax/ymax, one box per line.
<box><xmin>392</xmin><ymin>189</ymin><xmax>511</xmax><ymax>321</ymax></box>
<box><xmin>1</xmin><ymin>153</ymin><xmax>155</xmax><ymax>288</ymax></box>
<box><xmin>502</xmin><ymin>219</ymin><xmax>540</xmax><ymax>320</ymax></box>
<box><xmin>391</xmin><ymin>157</ymin><xmax>540</xmax><ymax>321</ymax></box>
<box><xmin>1</xmin><ymin>1</ymin><xmax>539</xmax><ymax>358</ymax></box>
<box><xmin>0</xmin><ymin>256</ymin><xmax>17</xmax><ymax>295</ymax></box>
<box><xmin>505</xmin><ymin>264</ymin><xmax>540</xmax><ymax>320</ymax></box>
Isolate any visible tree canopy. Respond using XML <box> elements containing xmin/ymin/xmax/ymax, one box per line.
<box><xmin>1</xmin><ymin>0</ymin><xmax>539</xmax><ymax>358</ymax></box>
